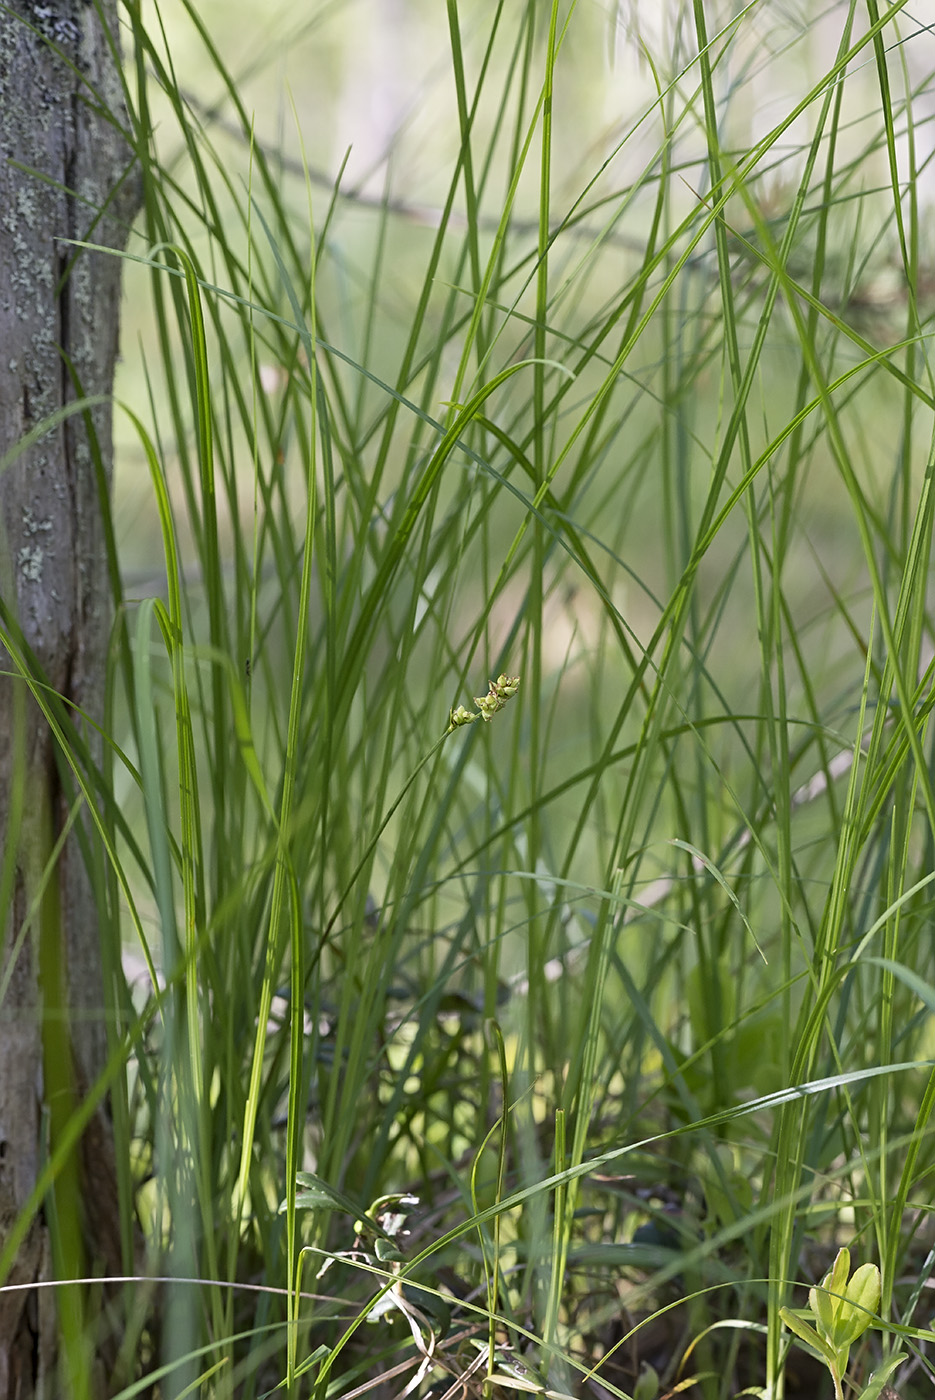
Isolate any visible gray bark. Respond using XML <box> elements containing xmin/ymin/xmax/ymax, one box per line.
<box><xmin>0</xmin><ymin>3</ymin><xmax>135</xmax><ymax>1394</ymax></box>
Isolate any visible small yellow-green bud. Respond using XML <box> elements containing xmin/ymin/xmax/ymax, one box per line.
<box><xmin>474</xmin><ymin>691</ymin><xmax>497</xmax><ymax>720</ymax></box>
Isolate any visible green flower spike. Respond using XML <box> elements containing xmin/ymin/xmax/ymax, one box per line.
<box><xmin>475</xmin><ymin>673</ymin><xmax>521</xmax><ymax>721</ymax></box>
<box><xmin>449</xmin><ymin>675</ymin><xmax>520</xmax><ymax>731</ymax></box>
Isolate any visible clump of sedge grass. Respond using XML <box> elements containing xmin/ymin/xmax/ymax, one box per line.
<box><xmin>6</xmin><ymin>2</ymin><xmax>935</xmax><ymax>1397</ymax></box>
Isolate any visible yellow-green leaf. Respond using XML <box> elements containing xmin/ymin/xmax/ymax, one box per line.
<box><xmin>835</xmin><ymin>1262</ymin><xmax>880</xmax><ymax>1347</ymax></box>
<box><xmin>810</xmin><ymin>1248</ymin><xmax>850</xmax><ymax>1340</ymax></box>
<box><xmin>779</xmin><ymin>1307</ymin><xmax>838</xmax><ymax>1370</ymax></box>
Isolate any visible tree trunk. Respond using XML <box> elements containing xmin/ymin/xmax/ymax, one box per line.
<box><xmin>0</xmin><ymin>3</ymin><xmax>135</xmax><ymax>1394</ymax></box>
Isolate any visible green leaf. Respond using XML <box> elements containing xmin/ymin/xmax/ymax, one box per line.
<box><xmin>284</xmin><ymin>1172</ymin><xmax>393</xmax><ymax>1241</ymax></box>
<box><xmin>486</xmin><ymin>1374</ymin><xmax>543</xmax><ymax>1393</ymax></box>
<box><xmin>779</xmin><ymin>1307</ymin><xmax>839</xmax><ymax>1371</ymax></box>
<box><xmin>857</xmin><ymin>1353</ymin><xmax>905</xmax><ymax>1400</ymax></box>
<box><xmin>374</xmin><ymin>1237</ymin><xmax>407</xmax><ymax>1263</ymax></box>
<box><xmin>633</xmin><ymin>1362</ymin><xmax>660</xmax><ymax>1400</ymax></box>
<box><xmin>289</xmin><ymin>1171</ymin><xmax>365</xmax><ymax>1216</ymax></box>
<box><xmin>809</xmin><ymin>1248</ymin><xmax>850</xmax><ymax>1341</ymax></box>
<box><xmin>845</xmin><ymin>1262</ymin><xmax>881</xmax><ymax>1313</ymax></box>
<box><xmin>834</xmin><ymin>1262</ymin><xmax>881</xmax><ymax>1348</ymax></box>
